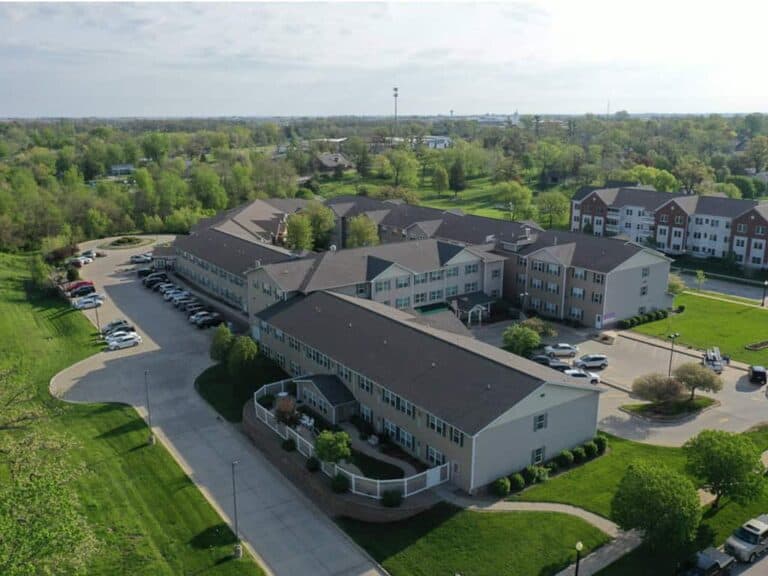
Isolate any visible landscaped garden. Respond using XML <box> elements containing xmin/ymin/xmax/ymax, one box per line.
<box><xmin>0</xmin><ymin>253</ymin><xmax>263</xmax><ymax>575</ymax></box>
<box><xmin>338</xmin><ymin>503</ymin><xmax>610</xmax><ymax>576</ymax></box>
<box><xmin>633</xmin><ymin>292</ymin><xmax>768</xmax><ymax>365</ymax></box>
<box><xmin>622</xmin><ymin>395</ymin><xmax>716</xmax><ymax>418</ymax></box>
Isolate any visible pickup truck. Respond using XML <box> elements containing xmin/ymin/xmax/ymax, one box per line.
<box><xmin>725</xmin><ymin>514</ymin><xmax>768</xmax><ymax>563</ymax></box>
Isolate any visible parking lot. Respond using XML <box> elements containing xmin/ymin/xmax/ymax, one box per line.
<box><xmin>50</xmin><ymin>237</ymin><xmax>384</xmax><ymax>576</ymax></box>
<box><xmin>473</xmin><ymin>319</ymin><xmax>768</xmax><ymax>447</ymax></box>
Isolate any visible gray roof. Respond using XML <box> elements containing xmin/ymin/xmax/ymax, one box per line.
<box><xmin>174</xmin><ymin>227</ymin><xmax>295</xmax><ymax>276</ymax></box>
<box><xmin>194</xmin><ymin>198</ymin><xmax>310</xmax><ymax>243</ymax></box>
<box><xmin>316</xmin><ymin>153</ymin><xmax>354</xmax><ymax>169</ymax></box>
<box><xmin>296</xmin><ymin>375</ymin><xmax>356</xmax><ymax>406</ymax></box>
<box><xmin>432</xmin><ymin>212</ymin><xmax>543</xmax><ymax>245</ymax></box>
<box><xmin>670</xmin><ymin>195</ymin><xmax>758</xmax><ymax>218</ymax></box>
<box><xmin>260</xmin><ymin>291</ymin><xmax>589</xmax><ymax>434</ymax></box>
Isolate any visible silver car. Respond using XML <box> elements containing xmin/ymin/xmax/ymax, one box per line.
<box><xmin>725</xmin><ymin>515</ymin><xmax>768</xmax><ymax>563</ymax></box>
<box><xmin>544</xmin><ymin>343</ymin><xmax>579</xmax><ymax>358</ymax></box>
<box><xmin>574</xmin><ymin>354</ymin><xmax>608</xmax><ymax>370</ymax></box>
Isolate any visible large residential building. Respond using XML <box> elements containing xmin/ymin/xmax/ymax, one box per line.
<box><xmin>246</xmin><ymin>239</ymin><xmax>505</xmax><ymax>322</ymax></box>
<box><xmin>256</xmin><ymin>291</ymin><xmax>600</xmax><ymax>493</ymax></box>
<box><xmin>570</xmin><ymin>185</ymin><xmax>767</xmax><ymax>267</ymax></box>
<box><xmin>494</xmin><ymin>229</ymin><xmax>672</xmax><ymax>328</ymax></box>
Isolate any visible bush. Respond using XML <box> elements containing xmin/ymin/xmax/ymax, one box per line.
<box><xmin>66</xmin><ymin>267</ymin><xmax>80</xmax><ymax>282</ymax></box>
<box><xmin>381</xmin><ymin>489</ymin><xmax>403</xmax><ymax>507</ymax></box>
<box><xmin>331</xmin><ymin>473</ymin><xmax>350</xmax><ymax>493</ymax></box>
<box><xmin>282</xmin><ymin>438</ymin><xmax>296</xmax><ymax>452</ymax></box>
<box><xmin>583</xmin><ymin>441</ymin><xmax>598</xmax><ymax>458</ymax></box>
<box><xmin>257</xmin><ymin>394</ymin><xmax>275</xmax><ymax>409</ymax></box>
<box><xmin>557</xmin><ymin>449</ymin><xmax>575</xmax><ymax>468</ymax></box>
<box><xmin>522</xmin><ymin>465</ymin><xmax>549</xmax><ymax>484</ymax></box>
<box><xmin>492</xmin><ymin>476</ymin><xmax>511</xmax><ymax>497</ymax></box>
<box><xmin>594</xmin><ymin>435</ymin><xmax>608</xmax><ymax>454</ymax></box>
<box><xmin>521</xmin><ymin>465</ymin><xmax>537</xmax><ymax>485</ymax></box>
<box><xmin>632</xmin><ymin>315</ymin><xmax>641</xmax><ymax>325</ymax></box>
<box><xmin>509</xmin><ymin>473</ymin><xmax>526</xmax><ymax>492</ymax></box>
<box><xmin>546</xmin><ymin>460</ymin><xmax>559</xmax><ymax>474</ymax></box>
<box><xmin>572</xmin><ymin>446</ymin><xmax>586</xmax><ymax>463</ymax></box>
<box><xmin>306</xmin><ymin>456</ymin><xmax>320</xmax><ymax>472</ymax></box>
<box><xmin>677</xmin><ymin>305</ymin><xmax>686</xmax><ymax>313</ymax></box>
<box><xmin>619</xmin><ymin>319</ymin><xmax>631</xmax><ymax>329</ymax></box>
<box><xmin>660</xmin><ymin>309</ymin><xmax>669</xmax><ymax>319</ymax></box>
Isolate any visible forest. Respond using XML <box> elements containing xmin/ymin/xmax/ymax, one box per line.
<box><xmin>2</xmin><ymin>113</ymin><xmax>768</xmax><ymax>252</ymax></box>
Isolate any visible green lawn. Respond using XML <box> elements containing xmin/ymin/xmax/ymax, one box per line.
<box><xmin>632</xmin><ymin>293</ymin><xmax>768</xmax><ymax>365</ymax></box>
<box><xmin>339</xmin><ymin>503</ymin><xmax>609</xmax><ymax>576</ymax></box>
<box><xmin>349</xmin><ymin>448</ymin><xmax>404</xmax><ymax>479</ymax></box>
<box><xmin>692</xmin><ymin>289</ymin><xmax>761</xmax><ymax>306</ymax></box>
<box><xmin>622</xmin><ymin>395</ymin><xmax>716</xmax><ymax>417</ymax></box>
<box><xmin>195</xmin><ymin>360</ymin><xmax>287</xmax><ymax>422</ymax></box>
<box><xmin>0</xmin><ymin>253</ymin><xmax>263</xmax><ymax>575</ymax></box>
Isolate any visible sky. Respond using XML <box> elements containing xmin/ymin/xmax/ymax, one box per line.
<box><xmin>1</xmin><ymin>0</ymin><xmax>767</xmax><ymax>118</ymax></box>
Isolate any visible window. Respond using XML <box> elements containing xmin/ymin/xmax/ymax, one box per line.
<box><xmin>675</xmin><ymin>216</ymin><xmax>684</xmax><ymax>225</ymax></box>
<box><xmin>532</xmin><ymin>260</ymin><xmax>545</xmax><ymax>272</ymax></box>
<box><xmin>465</xmin><ymin>263</ymin><xmax>479</xmax><ymax>274</ymax></box>
<box><xmin>752</xmin><ymin>256</ymin><xmax>763</xmax><ymax>265</ymax></box>
<box><xmin>571</xmin><ymin>287</ymin><xmax>585</xmax><ymax>299</ymax></box>
<box><xmin>531</xmin><ymin>278</ymin><xmax>543</xmax><ymax>290</ymax></box>
<box><xmin>395</xmin><ymin>296</ymin><xmax>411</xmax><ymax>309</ymax></box>
<box><xmin>673</xmin><ymin>229</ymin><xmax>682</xmax><ymax>238</ymax></box>
<box><xmin>592</xmin><ymin>273</ymin><xmax>604</xmax><ymax>284</ymax></box>
<box><xmin>695</xmin><ymin>217</ymin><xmax>703</xmax><ymax>225</ymax></box>
<box><xmin>659</xmin><ymin>214</ymin><xmax>668</xmax><ymax>223</ymax></box>
<box><xmin>426</xmin><ymin>446</ymin><xmax>446</xmax><ymax>466</ymax></box>
<box><xmin>624</xmin><ymin>222</ymin><xmax>631</xmax><ymax>229</ymax></box>
<box><xmin>427</xmin><ymin>414</ymin><xmax>447</xmax><ymax>436</ymax></box>
<box><xmin>625</xmin><ymin>208</ymin><xmax>633</xmax><ymax>216</ymax></box>
<box><xmin>546</xmin><ymin>263</ymin><xmax>560</xmax><ymax>275</ymax></box>
<box><xmin>545</xmin><ymin>282</ymin><xmax>559</xmax><ymax>294</ymax></box>
<box><xmin>530</xmin><ymin>297</ymin><xmax>542</xmax><ymax>310</ymax></box>
<box><xmin>737</xmin><ymin>223</ymin><xmax>747</xmax><ymax>233</ymax></box>
<box><xmin>532</xmin><ymin>447</ymin><xmax>545</xmax><ymax>465</ymax></box>
<box><xmin>429</xmin><ymin>270</ymin><xmax>444</xmax><ymax>282</ymax></box>
<box><xmin>446</xmin><ymin>285</ymin><xmax>458</xmax><ymax>297</ymax></box>
<box><xmin>414</xmin><ymin>292</ymin><xmax>427</xmax><ymax>304</ymax></box>
<box><xmin>491</xmin><ymin>269</ymin><xmax>501</xmax><ymax>279</ymax></box>
<box><xmin>569</xmin><ymin>307</ymin><xmax>583</xmax><ymax>320</ymax></box>
<box><xmin>573</xmin><ymin>268</ymin><xmax>587</xmax><ymax>280</ymax></box>
<box><xmin>464</xmin><ymin>282</ymin><xmax>478</xmax><ymax>293</ymax></box>
<box><xmin>382</xmin><ymin>388</ymin><xmax>415</xmax><ymax>417</ymax></box>
<box><xmin>429</xmin><ymin>289</ymin><xmax>443</xmax><ymax>302</ymax></box>
<box><xmin>544</xmin><ymin>302</ymin><xmax>558</xmax><ymax>314</ymax></box>
<box><xmin>357</xmin><ymin>374</ymin><xmax>372</xmax><ymax>394</ymax></box>
<box><xmin>360</xmin><ymin>404</ymin><xmax>372</xmax><ymax>424</ymax></box>
<box><xmin>533</xmin><ymin>413</ymin><xmax>548</xmax><ymax>431</ymax></box>
<box><xmin>591</xmin><ymin>292</ymin><xmax>603</xmax><ymax>304</ymax></box>
<box><xmin>640</xmin><ymin>286</ymin><xmax>648</xmax><ymax>296</ymax></box>
<box><xmin>337</xmin><ymin>363</ymin><xmax>351</xmax><ymax>382</ymax></box>
<box><xmin>374</xmin><ymin>279</ymin><xmax>391</xmax><ymax>292</ymax></box>
<box><xmin>735</xmin><ymin>238</ymin><xmax>746</xmax><ymax>248</ymax></box>
<box><xmin>450</xmin><ymin>426</ymin><xmax>464</xmax><ymax>446</ymax></box>
<box><xmin>396</xmin><ymin>276</ymin><xmax>410</xmax><ymax>288</ymax></box>
<box><xmin>755</xmin><ymin>241</ymin><xmax>765</xmax><ymax>251</ymax></box>
<box><xmin>414</xmin><ymin>273</ymin><xmax>428</xmax><ymax>285</ymax></box>
<box><xmin>289</xmin><ymin>360</ymin><xmax>300</xmax><ymax>375</ymax></box>
<box><xmin>446</xmin><ymin>266</ymin><xmax>459</xmax><ymax>277</ymax></box>
<box><xmin>642</xmin><ymin>267</ymin><xmax>649</xmax><ymax>278</ymax></box>
<box><xmin>712</xmin><ymin>220</ymin><xmax>719</xmax><ymax>228</ymax></box>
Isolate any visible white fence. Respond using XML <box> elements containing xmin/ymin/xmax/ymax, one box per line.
<box><xmin>253</xmin><ymin>383</ymin><xmax>450</xmax><ymax>500</ymax></box>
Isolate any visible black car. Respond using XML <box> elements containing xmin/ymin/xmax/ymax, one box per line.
<box><xmin>143</xmin><ymin>273</ymin><xmax>168</xmax><ymax>286</ymax></box>
<box><xmin>549</xmin><ymin>361</ymin><xmax>572</xmax><ymax>372</ymax></box>
<box><xmin>196</xmin><ymin>314</ymin><xmax>223</xmax><ymax>328</ymax></box>
<box><xmin>530</xmin><ymin>354</ymin><xmax>553</xmax><ymax>366</ymax></box>
<box><xmin>749</xmin><ymin>365</ymin><xmax>767</xmax><ymax>385</ymax></box>
<box><xmin>71</xmin><ymin>284</ymin><xmax>95</xmax><ymax>297</ymax></box>
<box><xmin>185</xmin><ymin>304</ymin><xmax>208</xmax><ymax>315</ymax></box>
<box><xmin>145</xmin><ymin>277</ymin><xmax>167</xmax><ymax>289</ymax></box>
<box><xmin>136</xmin><ymin>267</ymin><xmax>154</xmax><ymax>278</ymax></box>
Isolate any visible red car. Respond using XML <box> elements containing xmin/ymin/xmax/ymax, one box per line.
<box><xmin>65</xmin><ymin>280</ymin><xmax>94</xmax><ymax>293</ymax></box>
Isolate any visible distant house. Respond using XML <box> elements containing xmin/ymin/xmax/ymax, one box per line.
<box><xmin>420</xmin><ymin>135</ymin><xmax>452</xmax><ymax>150</ymax></box>
<box><xmin>109</xmin><ymin>164</ymin><xmax>135</xmax><ymax>176</ymax></box>
<box><xmin>315</xmin><ymin>152</ymin><xmax>354</xmax><ymax>173</ymax></box>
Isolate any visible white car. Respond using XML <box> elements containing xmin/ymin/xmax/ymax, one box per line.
<box><xmin>544</xmin><ymin>343</ymin><xmax>579</xmax><ymax>358</ymax></box>
<box><xmin>130</xmin><ymin>254</ymin><xmax>152</xmax><ymax>264</ymax></box>
<box><xmin>165</xmin><ymin>290</ymin><xmax>189</xmax><ymax>301</ymax></box>
<box><xmin>189</xmin><ymin>311</ymin><xmax>212</xmax><ymax>323</ymax></box>
<box><xmin>573</xmin><ymin>354</ymin><xmax>609</xmax><ymax>370</ymax></box>
<box><xmin>170</xmin><ymin>293</ymin><xmax>192</xmax><ymax>305</ymax></box>
<box><xmin>108</xmin><ymin>334</ymin><xmax>142</xmax><ymax>350</ymax></box>
<box><xmin>73</xmin><ymin>295</ymin><xmax>105</xmax><ymax>309</ymax></box>
<box><xmin>105</xmin><ymin>329</ymin><xmax>137</xmax><ymax>342</ymax></box>
<box><xmin>564</xmin><ymin>369</ymin><xmax>600</xmax><ymax>384</ymax></box>
<box><xmin>78</xmin><ymin>256</ymin><xmax>94</xmax><ymax>265</ymax></box>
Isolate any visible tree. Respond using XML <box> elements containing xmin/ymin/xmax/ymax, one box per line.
<box><xmin>141</xmin><ymin>132</ymin><xmax>169</xmax><ymax>162</ymax></box>
<box><xmin>372</xmin><ymin>155</ymin><xmax>392</xmax><ymax>179</ymax></box>
<box><xmin>674</xmin><ymin>157</ymin><xmax>714</xmax><ymax>194</ymax></box>
<box><xmin>314</xmin><ymin>430</ymin><xmax>351</xmax><ymax>463</ymax></box>
<box><xmin>494</xmin><ymin>181</ymin><xmax>534</xmax><ymax>220</ymax></box>
<box><xmin>695</xmin><ymin>269</ymin><xmax>706</xmax><ymax>290</ymax></box>
<box><xmin>285</xmin><ymin>213</ymin><xmax>314</xmax><ymax>251</ymax></box>
<box><xmin>667</xmin><ymin>273</ymin><xmax>686</xmax><ymax>295</ymax></box>
<box><xmin>536</xmin><ymin>191</ymin><xmax>569</xmax><ymax>228</ymax></box>
<box><xmin>303</xmin><ymin>201</ymin><xmax>336</xmax><ymax>250</ymax></box>
<box><xmin>449</xmin><ymin>158</ymin><xmax>466</xmax><ymax>196</ymax></box>
<box><xmin>346</xmin><ymin>215</ymin><xmax>379</xmax><ymax>248</ymax></box>
<box><xmin>520</xmin><ymin>317</ymin><xmax>558</xmax><ymax>338</ymax></box>
<box><xmin>684</xmin><ymin>430</ymin><xmax>764</xmax><ymax>509</ymax></box>
<box><xmin>190</xmin><ymin>166</ymin><xmax>227</xmax><ymax>211</ymax></box>
<box><xmin>433</xmin><ymin>164</ymin><xmax>449</xmax><ymax>195</ymax></box>
<box><xmin>502</xmin><ymin>325</ymin><xmax>541</xmax><ymax>357</ymax></box>
<box><xmin>210</xmin><ymin>324</ymin><xmax>233</xmax><ymax>363</ymax></box>
<box><xmin>746</xmin><ymin>135</ymin><xmax>768</xmax><ymax>173</ymax></box>
<box><xmin>674</xmin><ymin>362</ymin><xmax>723</xmax><ymax>400</ymax></box>
<box><xmin>632</xmin><ymin>373</ymin><xmax>684</xmax><ymax>404</ymax></box>
<box><xmin>386</xmin><ymin>149</ymin><xmax>419</xmax><ymax>187</ymax></box>
<box><xmin>612</xmin><ymin>461</ymin><xmax>701</xmax><ymax>549</ymax></box>
<box><xmin>227</xmin><ymin>335</ymin><xmax>259</xmax><ymax>381</ymax></box>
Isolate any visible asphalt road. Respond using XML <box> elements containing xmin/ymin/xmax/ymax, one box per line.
<box><xmin>50</xmin><ymin>237</ymin><xmax>384</xmax><ymax>576</ymax></box>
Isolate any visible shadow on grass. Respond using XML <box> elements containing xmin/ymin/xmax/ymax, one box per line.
<box><xmin>189</xmin><ymin>523</ymin><xmax>237</xmax><ymax>549</ymax></box>
<box><xmin>96</xmin><ymin>417</ymin><xmax>147</xmax><ymax>439</ymax></box>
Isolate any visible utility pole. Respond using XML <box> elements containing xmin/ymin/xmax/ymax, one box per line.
<box><xmin>145</xmin><ymin>369</ymin><xmax>155</xmax><ymax>445</ymax></box>
<box><xmin>393</xmin><ymin>87</ymin><xmax>399</xmax><ymax>140</ymax></box>
<box><xmin>231</xmin><ymin>459</ymin><xmax>242</xmax><ymax>558</ymax></box>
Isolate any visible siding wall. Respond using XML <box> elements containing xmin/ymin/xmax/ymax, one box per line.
<box><xmin>175</xmin><ymin>249</ymin><xmax>247</xmax><ymax>312</ymax></box>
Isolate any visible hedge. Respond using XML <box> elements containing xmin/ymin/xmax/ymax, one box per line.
<box><xmin>619</xmin><ymin>309</ymin><xmax>668</xmax><ymax>329</ymax></box>
<box><xmin>557</xmin><ymin>449</ymin><xmax>574</xmax><ymax>468</ymax></box>
<box><xmin>492</xmin><ymin>476</ymin><xmax>511</xmax><ymax>497</ymax></box>
<box><xmin>509</xmin><ymin>473</ymin><xmax>525</xmax><ymax>492</ymax></box>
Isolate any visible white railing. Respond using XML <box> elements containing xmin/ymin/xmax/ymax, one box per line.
<box><xmin>252</xmin><ymin>382</ymin><xmax>451</xmax><ymax>500</ymax></box>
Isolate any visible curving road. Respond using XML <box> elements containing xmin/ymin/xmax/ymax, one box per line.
<box><xmin>50</xmin><ymin>236</ymin><xmax>384</xmax><ymax>576</ymax></box>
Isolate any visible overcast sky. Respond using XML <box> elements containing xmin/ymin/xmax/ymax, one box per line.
<box><xmin>1</xmin><ymin>1</ymin><xmax>766</xmax><ymax>118</ymax></box>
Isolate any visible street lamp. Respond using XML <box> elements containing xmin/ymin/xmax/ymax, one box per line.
<box><xmin>231</xmin><ymin>459</ymin><xmax>242</xmax><ymax>559</ymax></box>
<box><xmin>144</xmin><ymin>369</ymin><xmax>155</xmax><ymax>446</ymax></box>
<box><xmin>519</xmin><ymin>292</ymin><xmax>529</xmax><ymax>310</ymax></box>
<box><xmin>762</xmin><ymin>280</ymin><xmax>767</xmax><ymax>308</ymax></box>
<box><xmin>575</xmin><ymin>541</ymin><xmax>584</xmax><ymax>576</ymax></box>
<box><xmin>668</xmin><ymin>333</ymin><xmax>680</xmax><ymax>377</ymax></box>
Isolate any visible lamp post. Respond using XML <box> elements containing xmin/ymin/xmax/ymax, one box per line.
<box><xmin>144</xmin><ymin>369</ymin><xmax>155</xmax><ymax>446</ymax></box>
<box><xmin>668</xmin><ymin>332</ymin><xmax>680</xmax><ymax>377</ymax></box>
<box><xmin>393</xmin><ymin>87</ymin><xmax>399</xmax><ymax>139</ymax></box>
<box><xmin>231</xmin><ymin>459</ymin><xmax>242</xmax><ymax>559</ymax></box>
<box><xmin>519</xmin><ymin>291</ymin><xmax>529</xmax><ymax>311</ymax></box>
<box><xmin>94</xmin><ymin>304</ymin><xmax>101</xmax><ymax>334</ymax></box>
<box><xmin>574</xmin><ymin>541</ymin><xmax>584</xmax><ymax>576</ymax></box>
<box><xmin>762</xmin><ymin>280</ymin><xmax>767</xmax><ymax>307</ymax></box>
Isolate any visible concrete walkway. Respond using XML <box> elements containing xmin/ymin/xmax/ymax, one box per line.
<box><xmin>51</xmin><ymin>238</ymin><xmax>385</xmax><ymax>576</ymax></box>
<box><xmin>339</xmin><ymin>423</ymin><xmax>419</xmax><ymax>476</ymax></box>
<box><xmin>437</xmin><ymin>487</ymin><xmax>642</xmax><ymax>576</ymax></box>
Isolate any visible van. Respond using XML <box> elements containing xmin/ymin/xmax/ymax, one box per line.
<box><xmin>725</xmin><ymin>514</ymin><xmax>768</xmax><ymax>562</ymax></box>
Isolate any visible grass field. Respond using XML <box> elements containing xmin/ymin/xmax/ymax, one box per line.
<box><xmin>692</xmin><ymin>289</ymin><xmax>761</xmax><ymax>306</ymax></box>
<box><xmin>339</xmin><ymin>503</ymin><xmax>609</xmax><ymax>576</ymax></box>
<box><xmin>0</xmin><ymin>253</ymin><xmax>263</xmax><ymax>575</ymax></box>
<box><xmin>632</xmin><ymin>293</ymin><xmax>768</xmax><ymax>365</ymax></box>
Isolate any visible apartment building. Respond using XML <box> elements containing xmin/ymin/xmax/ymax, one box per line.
<box><xmin>496</xmin><ymin>230</ymin><xmax>672</xmax><ymax>328</ymax></box>
<box><xmin>246</xmin><ymin>239</ymin><xmax>505</xmax><ymax>322</ymax></box>
<box><xmin>255</xmin><ymin>291</ymin><xmax>600</xmax><ymax>493</ymax></box>
<box><xmin>731</xmin><ymin>204</ymin><xmax>768</xmax><ymax>267</ymax></box>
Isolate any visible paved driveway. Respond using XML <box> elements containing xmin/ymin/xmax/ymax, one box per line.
<box><xmin>51</xmin><ymin>238</ymin><xmax>383</xmax><ymax>576</ymax></box>
<box><xmin>473</xmin><ymin>320</ymin><xmax>768</xmax><ymax>447</ymax></box>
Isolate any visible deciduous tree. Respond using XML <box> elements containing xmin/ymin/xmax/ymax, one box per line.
<box><xmin>674</xmin><ymin>362</ymin><xmax>723</xmax><ymax>400</ymax></box>
<box><xmin>536</xmin><ymin>191</ymin><xmax>569</xmax><ymax>228</ymax></box>
<box><xmin>303</xmin><ymin>201</ymin><xmax>336</xmax><ymax>250</ymax></box>
<box><xmin>667</xmin><ymin>273</ymin><xmax>686</xmax><ymax>295</ymax></box>
<box><xmin>314</xmin><ymin>430</ymin><xmax>351</xmax><ymax>463</ymax></box>
<box><xmin>449</xmin><ymin>158</ymin><xmax>466</xmax><ymax>196</ymax></box>
<box><xmin>285</xmin><ymin>213</ymin><xmax>314</xmax><ymax>251</ymax></box>
<box><xmin>631</xmin><ymin>373</ymin><xmax>683</xmax><ymax>404</ymax></box>
<box><xmin>346</xmin><ymin>215</ymin><xmax>379</xmax><ymax>248</ymax></box>
<box><xmin>227</xmin><ymin>336</ymin><xmax>259</xmax><ymax>381</ymax></box>
<box><xmin>433</xmin><ymin>164</ymin><xmax>449</xmax><ymax>195</ymax></box>
<box><xmin>502</xmin><ymin>325</ymin><xmax>541</xmax><ymax>357</ymax></box>
<box><xmin>210</xmin><ymin>324</ymin><xmax>234</xmax><ymax>363</ymax></box>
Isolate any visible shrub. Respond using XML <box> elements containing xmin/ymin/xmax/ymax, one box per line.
<box><xmin>583</xmin><ymin>441</ymin><xmax>598</xmax><ymax>458</ymax></box>
<box><xmin>557</xmin><ymin>449</ymin><xmax>575</xmax><ymax>468</ymax></box>
<box><xmin>546</xmin><ymin>460</ymin><xmax>559</xmax><ymax>474</ymax></box>
<box><xmin>66</xmin><ymin>267</ymin><xmax>80</xmax><ymax>282</ymax></box>
<box><xmin>509</xmin><ymin>473</ymin><xmax>526</xmax><ymax>492</ymax></box>
<box><xmin>632</xmin><ymin>372</ymin><xmax>684</xmax><ymax>404</ymax></box>
<box><xmin>257</xmin><ymin>394</ymin><xmax>275</xmax><ymax>409</ymax></box>
<box><xmin>331</xmin><ymin>473</ymin><xmax>350</xmax><ymax>493</ymax></box>
<box><xmin>523</xmin><ymin>465</ymin><xmax>549</xmax><ymax>484</ymax></box>
<box><xmin>619</xmin><ymin>319</ymin><xmax>631</xmax><ymax>329</ymax></box>
<box><xmin>677</xmin><ymin>304</ymin><xmax>686</xmax><ymax>313</ymax></box>
<box><xmin>306</xmin><ymin>456</ymin><xmax>320</xmax><ymax>472</ymax></box>
<box><xmin>522</xmin><ymin>465</ymin><xmax>537</xmax><ymax>485</ymax></box>
<box><xmin>594</xmin><ymin>435</ymin><xmax>608</xmax><ymax>454</ymax></box>
<box><xmin>572</xmin><ymin>446</ymin><xmax>586</xmax><ymax>463</ymax></box>
<box><xmin>381</xmin><ymin>489</ymin><xmax>403</xmax><ymax>508</ymax></box>
<box><xmin>655</xmin><ymin>310</ymin><xmax>665</xmax><ymax>320</ymax></box>
<box><xmin>660</xmin><ymin>309</ymin><xmax>669</xmax><ymax>319</ymax></box>
<box><xmin>282</xmin><ymin>438</ymin><xmax>296</xmax><ymax>452</ymax></box>
<box><xmin>492</xmin><ymin>476</ymin><xmax>511</xmax><ymax>497</ymax></box>
<box><xmin>632</xmin><ymin>315</ymin><xmax>641</xmax><ymax>325</ymax></box>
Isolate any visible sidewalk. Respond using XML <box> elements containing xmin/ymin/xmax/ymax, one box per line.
<box><xmin>339</xmin><ymin>422</ymin><xmax>419</xmax><ymax>476</ymax></box>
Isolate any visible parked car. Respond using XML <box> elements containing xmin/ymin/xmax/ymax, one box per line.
<box><xmin>73</xmin><ymin>295</ymin><xmax>104</xmax><ymax>310</ymax></box>
<box><xmin>81</xmin><ymin>249</ymin><xmax>96</xmax><ymax>259</ymax></box>
<box><xmin>107</xmin><ymin>334</ymin><xmax>142</xmax><ymax>350</ymax></box>
<box><xmin>145</xmin><ymin>278</ymin><xmax>168</xmax><ymax>290</ymax></box>
<box><xmin>189</xmin><ymin>310</ymin><xmax>212</xmax><ymax>323</ymax></box>
<box><xmin>143</xmin><ymin>272</ymin><xmax>168</xmax><ymax>286</ymax></box>
<box><xmin>703</xmin><ymin>347</ymin><xmax>725</xmax><ymax>375</ymax></box>
<box><xmin>548</xmin><ymin>360</ymin><xmax>572</xmax><ymax>372</ymax></box>
<box><xmin>136</xmin><ymin>267</ymin><xmax>154</xmax><ymax>278</ymax></box>
<box><xmin>102</xmin><ymin>319</ymin><xmax>129</xmax><ymax>334</ymax></box>
<box><xmin>725</xmin><ymin>514</ymin><xmax>768</xmax><ymax>562</ymax></box>
<box><xmin>530</xmin><ymin>354</ymin><xmax>556</xmax><ymax>366</ymax></box>
<box><xmin>65</xmin><ymin>280</ymin><xmax>94</xmax><ymax>293</ymax></box>
<box><xmin>185</xmin><ymin>304</ymin><xmax>207</xmax><ymax>315</ymax></box>
<box><xmin>104</xmin><ymin>324</ymin><xmax>135</xmax><ymax>337</ymax></box>
<box><xmin>170</xmin><ymin>293</ymin><xmax>192</xmax><ymax>305</ymax></box>
<box><xmin>105</xmin><ymin>329</ymin><xmax>138</xmax><ymax>342</ymax></box>
<box><xmin>156</xmin><ymin>283</ymin><xmax>177</xmax><ymax>294</ymax></box>
<box><xmin>130</xmin><ymin>254</ymin><xmax>152</xmax><ymax>264</ymax></box>
<box><xmin>749</xmin><ymin>366</ymin><xmax>767</xmax><ymax>385</ymax></box>
<box><xmin>196</xmin><ymin>313</ymin><xmax>223</xmax><ymax>328</ymax></box>
<box><xmin>564</xmin><ymin>368</ymin><xmax>600</xmax><ymax>384</ymax></box>
<box><xmin>574</xmin><ymin>354</ymin><xmax>609</xmax><ymax>370</ymax></box>
<box><xmin>678</xmin><ymin>547</ymin><xmax>735</xmax><ymax>576</ymax></box>
<box><xmin>77</xmin><ymin>256</ymin><xmax>93</xmax><ymax>265</ymax></box>
<box><xmin>69</xmin><ymin>258</ymin><xmax>83</xmax><ymax>268</ymax></box>
<box><xmin>175</xmin><ymin>297</ymin><xmax>196</xmax><ymax>308</ymax></box>
<box><xmin>165</xmin><ymin>290</ymin><xmax>189</xmax><ymax>302</ymax></box>
<box><xmin>544</xmin><ymin>343</ymin><xmax>579</xmax><ymax>358</ymax></box>
<box><xmin>70</xmin><ymin>284</ymin><xmax>96</xmax><ymax>298</ymax></box>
